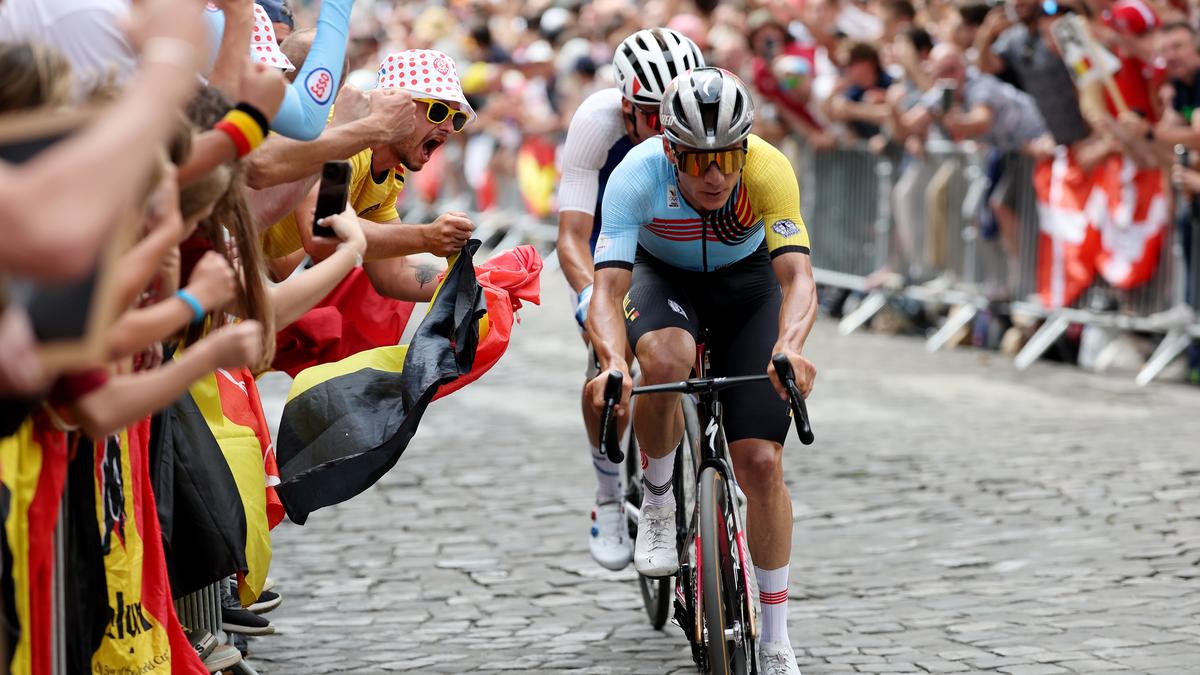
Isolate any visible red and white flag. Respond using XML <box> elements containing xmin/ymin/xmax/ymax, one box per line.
<box><xmin>1034</xmin><ymin>147</ymin><xmax>1102</xmax><ymax>308</ymax></box>
<box><xmin>1088</xmin><ymin>155</ymin><xmax>1168</xmax><ymax>289</ymax></box>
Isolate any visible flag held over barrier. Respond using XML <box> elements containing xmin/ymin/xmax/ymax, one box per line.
<box><xmin>275</xmin><ymin>242</ymin><xmax>487</xmax><ymax>525</ymax></box>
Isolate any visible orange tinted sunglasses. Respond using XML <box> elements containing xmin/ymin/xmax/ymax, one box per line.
<box><xmin>672</xmin><ymin>144</ymin><xmax>747</xmax><ymax>177</ymax></box>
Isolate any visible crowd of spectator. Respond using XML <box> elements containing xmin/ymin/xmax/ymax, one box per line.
<box><xmin>1</xmin><ymin>0</ymin><xmax>1199</xmax><ymax>671</ymax></box>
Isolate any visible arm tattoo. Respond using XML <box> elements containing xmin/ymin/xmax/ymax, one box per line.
<box><xmin>414</xmin><ymin>263</ymin><xmax>439</xmax><ymax>287</ymax></box>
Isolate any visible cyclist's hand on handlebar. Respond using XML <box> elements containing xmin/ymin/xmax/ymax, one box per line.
<box><xmin>587</xmin><ymin>366</ymin><xmax>633</xmax><ymax>417</ymax></box>
<box><xmin>768</xmin><ymin>349</ymin><xmax>816</xmax><ymax>400</ymax></box>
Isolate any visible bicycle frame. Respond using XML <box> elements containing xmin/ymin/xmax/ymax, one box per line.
<box><xmin>600</xmin><ymin>347</ymin><xmax>812</xmax><ymax>672</ymax></box>
<box><xmin>685</xmin><ymin>356</ymin><xmax>759</xmax><ymax>649</ymax></box>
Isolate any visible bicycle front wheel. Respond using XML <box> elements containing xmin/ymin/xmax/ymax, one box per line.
<box><xmin>699</xmin><ymin>467</ymin><xmax>751</xmax><ymax>675</ymax></box>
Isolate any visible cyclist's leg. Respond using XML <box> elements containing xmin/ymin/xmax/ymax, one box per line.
<box><xmin>627</xmin><ymin>255</ymin><xmax>701</xmax><ymax>466</ymax></box>
<box><xmin>711</xmin><ymin>295</ymin><xmax>792</xmax><ymax>566</ymax></box>
<box><xmin>625</xmin><ymin>252</ymin><xmax>700</xmax><ymax>576</ymax></box>
<box><xmin>704</xmin><ymin>253</ymin><xmax>796</xmax><ymax>656</ymax></box>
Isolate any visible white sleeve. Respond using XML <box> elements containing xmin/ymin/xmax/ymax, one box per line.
<box><xmin>558</xmin><ymin>90</ymin><xmax>626</xmax><ymax>216</ymax></box>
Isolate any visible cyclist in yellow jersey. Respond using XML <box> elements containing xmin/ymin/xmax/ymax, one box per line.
<box><xmin>586</xmin><ymin>68</ymin><xmax>817</xmax><ymax>675</ymax></box>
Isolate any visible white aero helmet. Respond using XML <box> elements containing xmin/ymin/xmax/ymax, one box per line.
<box><xmin>613</xmin><ymin>28</ymin><xmax>705</xmax><ymax>105</ymax></box>
<box><xmin>661</xmin><ymin>67</ymin><xmax>755</xmax><ymax>150</ymax></box>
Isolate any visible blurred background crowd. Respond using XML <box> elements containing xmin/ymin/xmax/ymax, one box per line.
<box><xmin>1</xmin><ymin>0</ymin><xmax>1199</xmax><ymax>671</ymax></box>
<box><xmin>324</xmin><ymin>0</ymin><xmax>1200</xmax><ymax>380</ymax></box>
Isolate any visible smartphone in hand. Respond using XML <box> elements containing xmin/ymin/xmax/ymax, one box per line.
<box><xmin>313</xmin><ymin>160</ymin><xmax>351</xmax><ymax>238</ymax></box>
<box><xmin>938</xmin><ymin>79</ymin><xmax>957</xmax><ymax>114</ymax></box>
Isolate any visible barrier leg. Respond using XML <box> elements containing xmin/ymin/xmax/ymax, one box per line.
<box><xmin>1136</xmin><ymin>329</ymin><xmax>1192</xmax><ymax>386</ymax></box>
<box><xmin>492</xmin><ymin>224</ymin><xmax>527</xmax><ymax>253</ymax></box>
<box><xmin>838</xmin><ymin>291</ymin><xmax>888</xmax><ymax>336</ymax></box>
<box><xmin>926</xmin><ymin>304</ymin><xmax>979</xmax><ymax>353</ymax></box>
<box><xmin>1013</xmin><ymin>313</ymin><xmax>1071</xmax><ymax>370</ymax></box>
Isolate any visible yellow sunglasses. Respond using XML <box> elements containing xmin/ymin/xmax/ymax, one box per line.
<box><xmin>672</xmin><ymin>144</ymin><xmax>748</xmax><ymax>177</ymax></box>
<box><xmin>415</xmin><ymin>97</ymin><xmax>470</xmax><ymax>132</ymax></box>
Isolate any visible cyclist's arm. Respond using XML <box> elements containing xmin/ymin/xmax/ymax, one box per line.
<box><xmin>590</xmin><ymin>267</ymin><xmax>632</xmax><ymax>374</ymax></box>
<box><xmin>557</xmin><ymin>99</ymin><xmax>620</xmax><ymax>294</ymax></box>
<box><xmin>772</xmin><ymin>252</ymin><xmax>818</xmax><ymax>353</ymax></box>
<box><xmin>589</xmin><ymin>149</ymin><xmax>649</xmax><ymax>375</ymax></box>
<box><xmin>752</xmin><ymin>137</ymin><xmax>817</xmax><ymax>352</ymax></box>
<box><xmin>558</xmin><ymin>211</ymin><xmax>597</xmax><ymax>295</ymax></box>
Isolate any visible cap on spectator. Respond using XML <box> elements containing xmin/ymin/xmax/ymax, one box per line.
<box><xmin>540</xmin><ymin>7</ymin><xmax>572</xmax><ymax>37</ymax></box>
<box><xmin>1109</xmin><ymin>0</ymin><xmax>1159</xmax><ymax>34</ymax></box>
<box><xmin>256</xmin><ymin>0</ymin><xmax>294</xmax><ymax>30</ymax></box>
<box><xmin>377</xmin><ymin>50</ymin><xmax>477</xmax><ymax>122</ymax></box>
<box><xmin>250</xmin><ymin>5</ymin><xmax>294</xmax><ymax>71</ymax></box>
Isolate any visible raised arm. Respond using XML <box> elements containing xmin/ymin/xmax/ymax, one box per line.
<box><xmin>253</xmin><ymin>0</ymin><xmax>354</xmax><ymax>140</ymax></box>
<box><xmin>0</xmin><ymin>0</ymin><xmax>208</xmax><ymax>280</ymax></box>
<box><xmin>69</xmin><ymin>321</ymin><xmax>263</xmax><ymax>439</ymax></box>
<box><xmin>245</xmin><ymin>87</ymin><xmax>414</xmax><ymax>188</ymax></box>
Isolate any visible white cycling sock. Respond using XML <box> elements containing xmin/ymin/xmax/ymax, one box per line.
<box><xmin>641</xmin><ymin>449</ymin><xmax>676</xmax><ymax>510</ymax></box>
<box><xmin>590</xmin><ymin>445</ymin><xmax>622</xmax><ymax>503</ymax></box>
<box><xmin>756</xmin><ymin>565</ymin><xmax>790</xmax><ymax>644</ymax></box>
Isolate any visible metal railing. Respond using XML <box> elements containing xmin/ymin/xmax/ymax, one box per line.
<box><xmin>795</xmin><ymin>139</ymin><xmax>1199</xmax><ymax>384</ymax></box>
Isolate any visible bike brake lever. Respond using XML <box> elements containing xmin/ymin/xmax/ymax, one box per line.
<box><xmin>771</xmin><ymin>353</ymin><xmax>815</xmax><ymax>446</ymax></box>
<box><xmin>599</xmin><ymin>371</ymin><xmax>625</xmax><ymax>463</ymax></box>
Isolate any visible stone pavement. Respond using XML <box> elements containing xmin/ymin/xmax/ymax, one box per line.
<box><xmin>252</xmin><ymin>273</ymin><xmax>1200</xmax><ymax>674</ymax></box>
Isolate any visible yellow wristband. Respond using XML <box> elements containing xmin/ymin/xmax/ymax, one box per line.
<box><xmin>223</xmin><ymin>110</ymin><xmax>265</xmax><ymax>150</ymax></box>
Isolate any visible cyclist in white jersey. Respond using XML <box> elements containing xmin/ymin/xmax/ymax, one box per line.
<box><xmin>557</xmin><ymin>28</ymin><xmax>704</xmax><ymax>572</ymax></box>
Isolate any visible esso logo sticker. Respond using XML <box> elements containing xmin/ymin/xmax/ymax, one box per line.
<box><xmin>305</xmin><ymin>68</ymin><xmax>334</xmax><ymax>105</ymax></box>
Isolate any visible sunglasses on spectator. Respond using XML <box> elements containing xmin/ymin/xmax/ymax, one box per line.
<box><xmin>671</xmin><ymin>143</ymin><xmax>748</xmax><ymax>177</ymax></box>
<box><xmin>415</xmin><ymin>98</ymin><xmax>469</xmax><ymax>132</ymax></box>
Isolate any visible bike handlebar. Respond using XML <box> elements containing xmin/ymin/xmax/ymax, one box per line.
<box><xmin>596</xmin><ymin>353</ymin><xmax>815</xmax><ymax>460</ymax></box>
<box><xmin>770</xmin><ymin>353</ymin><xmax>815</xmax><ymax>446</ymax></box>
<box><xmin>599</xmin><ymin>371</ymin><xmax>625</xmax><ymax>463</ymax></box>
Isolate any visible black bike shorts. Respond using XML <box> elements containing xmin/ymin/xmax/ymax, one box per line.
<box><xmin>624</xmin><ymin>244</ymin><xmax>790</xmax><ymax>445</ymax></box>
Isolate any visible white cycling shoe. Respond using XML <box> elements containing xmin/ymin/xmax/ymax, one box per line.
<box><xmin>759</xmin><ymin>641</ymin><xmax>802</xmax><ymax>675</ymax></box>
<box><xmin>634</xmin><ymin>503</ymin><xmax>679</xmax><ymax>577</ymax></box>
<box><xmin>589</xmin><ymin>500</ymin><xmax>633</xmax><ymax>571</ymax></box>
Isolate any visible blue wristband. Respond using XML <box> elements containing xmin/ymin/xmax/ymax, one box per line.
<box><xmin>176</xmin><ymin>289</ymin><xmax>206</xmax><ymax>325</ymax></box>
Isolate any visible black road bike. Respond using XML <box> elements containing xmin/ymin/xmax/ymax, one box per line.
<box><xmin>600</xmin><ymin>351</ymin><xmax>814</xmax><ymax>674</ymax></box>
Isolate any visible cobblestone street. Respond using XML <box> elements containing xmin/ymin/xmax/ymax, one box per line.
<box><xmin>253</xmin><ymin>273</ymin><xmax>1200</xmax><ymax>674</ymax></box>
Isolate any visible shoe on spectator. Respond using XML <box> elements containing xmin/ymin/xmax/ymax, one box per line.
<box><xmin>185</xmin><ymin>628</ymin><xmax>216</xmax><ymax>661</ymax></box>
<box><xmin>221</xmin><ymin>606</ymin><xmax>275</xmax><ymax>636</ymax></box>
<box><xmin>204</xmin><ymin>644</ymin><xmax>241</xmax><ymax>672</ymax></box>
<box><xmin>758</xmin><ymin>641</ymin><xmax>802</xmax><ymax>675</ymax></box>
<box><xmin>588</xmin><ymin>500</ymin><xmax>632</xmax><ymax>571</ymax></box>
<box><xmin>248</xmin><ymin>589</ymin><xmax>282</xmax><ymax>615</ymax></box>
